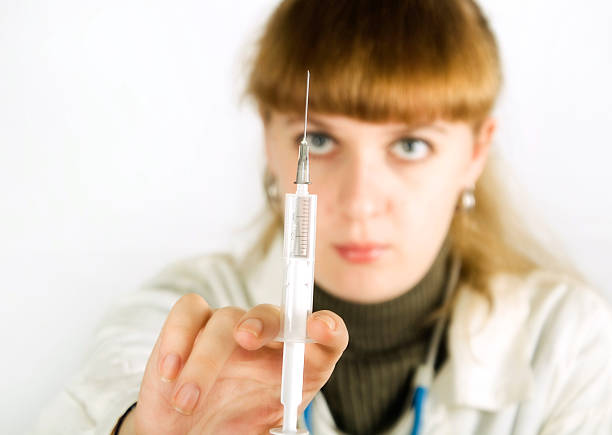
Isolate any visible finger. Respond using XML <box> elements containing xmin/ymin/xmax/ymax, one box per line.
<box><xmin>171</xmin><ymin>306</ymin><xmax>245</xmax><ymax>415</ymax></box>
<box><xmin>157</xmin><ymin>293</ymin><xmax>212</xmax><ymax>383</ymax></box>
<box><xmin>304</xmin><ymin>310</ymin><xmax>349</xmax><ymax>376</ymax></box>
<box><xmin>233</xmin><ymin>304</ymin><xmax>282</xmax><ymax>351</ymax></box>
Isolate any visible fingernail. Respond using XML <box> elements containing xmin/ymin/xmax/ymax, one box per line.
<box><xmin>173</xmin><ymin>383</ymin><xmax>200</xmax><ymax>415</ymax></box>
<box><xmin>160</xmin><ymin>353</ymin><xmax>181</xmax><ymax>382</ymax></box>
<box><xmin>238</xmin><ymin>318</ymin><xmax>263</xmax><ymax>337</ymax></box>
<box><xmin>314</xmin><ymin>314</ymin><xmax>336</xmax><ymax>331</ymax></box>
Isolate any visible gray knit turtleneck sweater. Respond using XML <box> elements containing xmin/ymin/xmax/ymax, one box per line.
<box><xmin>312</xmin><ymin>240</ymin><xmax>451</xmax><ymax>434</ymax></box>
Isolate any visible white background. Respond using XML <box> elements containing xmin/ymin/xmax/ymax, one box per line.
<box><xmin>1</xmin><ymin>1</ymin><xmax>610</xmax><ymax>433</ymax></box>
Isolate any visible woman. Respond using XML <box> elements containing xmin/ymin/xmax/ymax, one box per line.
<box><xmin>31</xmin><ymin>0</ymin><xmax>612</xmax><ymax>434</ymax></box>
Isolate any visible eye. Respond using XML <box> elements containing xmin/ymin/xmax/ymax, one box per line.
<box><xmin>297</xmin><ymin>132</ymin><xmax>335</xmax><ymax>155</ymax></box>
<box><xmin>389</xmin><ymin>138</ymin><xmax>431</xmax><ymax>161</ymax></box>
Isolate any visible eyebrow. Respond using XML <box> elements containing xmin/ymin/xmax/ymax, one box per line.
<box><xmin>284</xmin><ymin>114</ymin><xmax>449</xmax><ymax>135</ymax></box>
<box><xmin>395</xmin><ymin>122</ymin><xmax>449</xmax><ymax>135</ymax></box>
<box><xmin>285</xmin><ymin>114</ymin><xmax>334</xmax><ymax>130</ymax></box>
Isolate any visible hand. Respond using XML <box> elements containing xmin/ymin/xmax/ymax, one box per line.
<box><xmin>127</xmin><ymin>293</ymin><xmax>348</xmax><ymax>435</ymax></box>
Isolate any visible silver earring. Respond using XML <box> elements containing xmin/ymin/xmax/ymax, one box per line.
<box><xmin>269</xmin><ymin>181</ymin><xmax>280</xmax><ymax>203</ymax></box>
<box><xmin>264</xmin><ymin>167</ymin><xmax>281</xmax><ymax>207</ymax></box>
<box><xmin>460</xmin><ymin>186</ymin><xmax>476</xmax><ymax>210</ymax></box>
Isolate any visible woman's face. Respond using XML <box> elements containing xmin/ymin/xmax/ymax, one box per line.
<box><xmin>264</xmin><ymin>111</ymin><xmax>495</xmax><ymax>303</ymax></box>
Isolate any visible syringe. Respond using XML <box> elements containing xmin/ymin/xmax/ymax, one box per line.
<box><xmin>270</xmin><ymin>71</ymin><xmax>317</xmax><ymax>435</ymax></box>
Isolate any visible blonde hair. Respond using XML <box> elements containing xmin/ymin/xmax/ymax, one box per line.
<box><xmin>241</xmin><ymin>0</ymin><xmax>582</xmax><ymax>308</ymax></box>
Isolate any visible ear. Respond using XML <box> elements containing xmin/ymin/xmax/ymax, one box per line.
<box><xmin>464</xmin><ymin>116</ymin><xmax>496</xmax><ymax>187</ymax></box>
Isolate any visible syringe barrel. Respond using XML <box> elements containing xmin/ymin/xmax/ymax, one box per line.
<box><xmin>279</xmin><ymin>189</ymin><xmax>317</xmax><ymax>341</ymax></box>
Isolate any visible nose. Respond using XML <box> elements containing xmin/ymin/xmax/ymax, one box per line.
<box><xmin>336</xmin><ymin>153</ymin><xmax>388</xmax><ymax>221</ymax></box>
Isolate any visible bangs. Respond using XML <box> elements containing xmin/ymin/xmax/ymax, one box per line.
<box><xmin>246</xmin><ymin>0</ymin><xmax>501</xmax><ymax>126</ymax></box>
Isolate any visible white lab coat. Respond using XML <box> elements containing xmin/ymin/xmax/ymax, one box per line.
<box><xmin>29</xmin><ymin>228</ymin><xmax>612</xmax><ymax>435</ymax></box>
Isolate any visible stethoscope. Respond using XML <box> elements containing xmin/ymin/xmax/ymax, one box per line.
<box><xmin>303</xmin><ymin>252</ymin><xmax>462</xmax><ymax>435</ymax></box>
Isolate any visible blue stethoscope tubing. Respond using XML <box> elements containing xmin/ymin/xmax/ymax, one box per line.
<box><xmin>303</xmin><ymin>253</ymin><xmax>462</xmax><ymax>435</ymax></box>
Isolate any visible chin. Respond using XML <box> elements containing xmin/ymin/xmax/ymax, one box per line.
<box><xmin>319</xmin><ymin>266</ymin><xmax>415</xmax><ymax>303</ymax></box>
<box><xmin>314</xmin><ymin>245</ymin><xmax>427</xmax><ymax>302</ymax></box>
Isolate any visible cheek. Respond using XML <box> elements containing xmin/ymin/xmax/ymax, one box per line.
<box><xmin>413</xmin><ymin>162</ymin><xmax>463</xmax><ymax>211</ymax></box>
<box><xmin>391</xmin><ymin>178</ymin><xmax>456</xmax><ymax>241</ymax></box>
<box><xmin>402</xmin><ymin>168</ymin><xmax>468</xmax><ymax>259</ymax></box>
<box><xmin>265</xmin><ymin>123</ymin><xmax>301</xmax><ymax>190</ymax></box>
<box><xmin>274</xmin><ymin>153</ymin><xmax>301</xmax><ymax>194</ymax></box>
<box><xmin>385</xmin><ymin>160</ymin><xmax>465</xmax><ymax>243</ymax></box>
<box><xmin>296</xmin><ymin>159</ymin><xmax>339</xmax><ymax>210</ymax></box>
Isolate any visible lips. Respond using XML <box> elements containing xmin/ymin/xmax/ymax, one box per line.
<box><xmin>333</xmin><ymin>243</ymin><xmax>389</xmax><ymax>263</ymax></box>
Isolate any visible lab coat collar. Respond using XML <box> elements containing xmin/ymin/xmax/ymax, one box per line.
<box><xmin>437</xmin><ymin>273</ymin><xmax>535</xmax><ymax>411</ymax></box>
<box><xmin>242</xmin><ymin>227</ymin><xmax>535</xmax><ymax>412</ymax></box>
